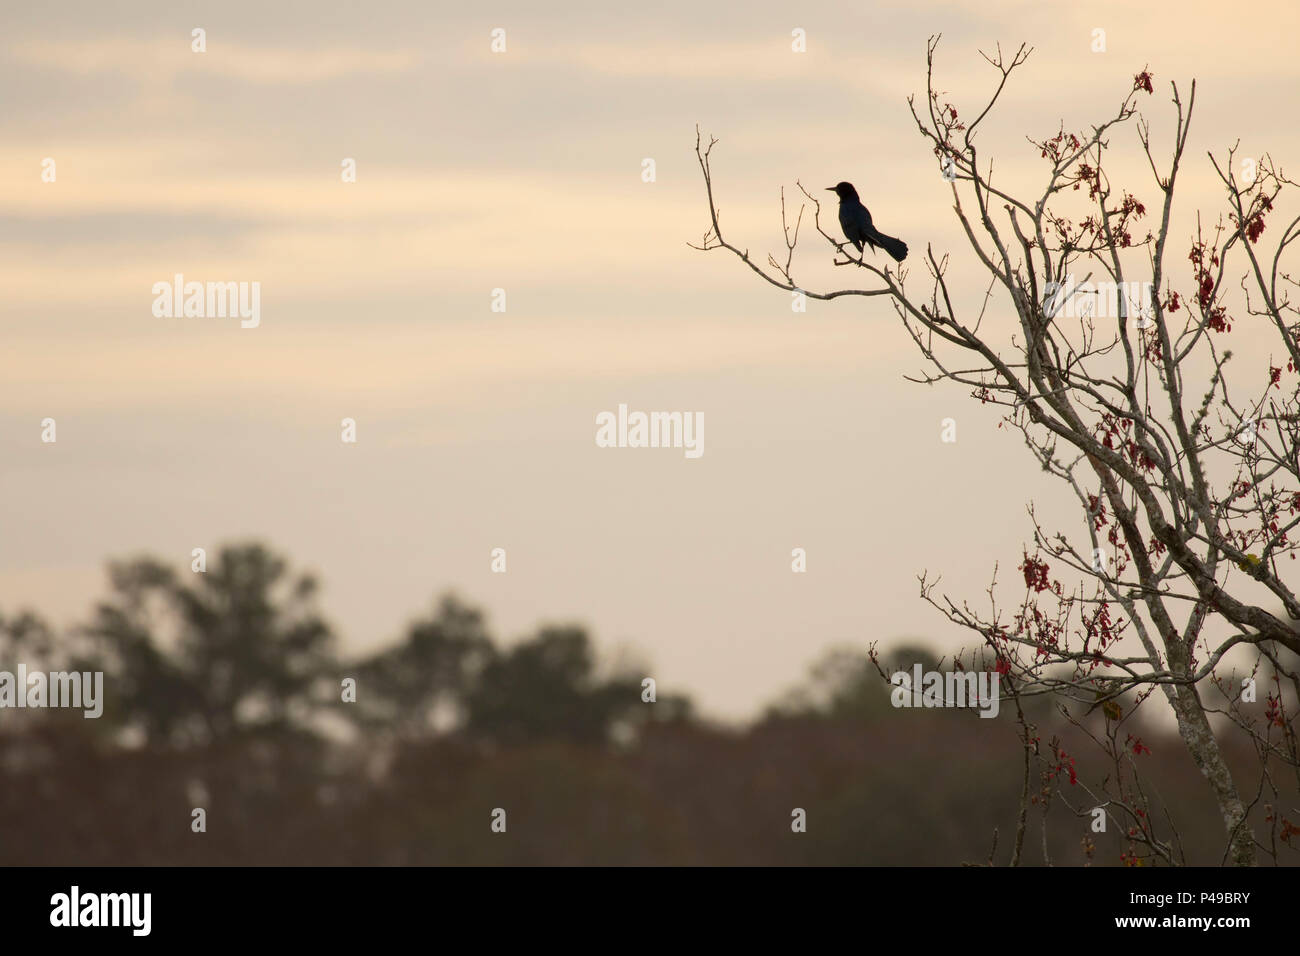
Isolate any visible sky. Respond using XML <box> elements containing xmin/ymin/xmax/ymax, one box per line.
<box><xmin>2</xmin><ymin>0</ymin><xmax>1299</xmax><ymax>720</ymax></box>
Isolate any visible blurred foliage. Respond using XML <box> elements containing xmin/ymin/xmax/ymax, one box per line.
<box><xmin>83</xmin><ymin>545</ymin><xmax>335</xmax><ymax>746</ymax></box>
<box><xmin>0</xmin><ymin>541</ymin><xmax>1294</xmax><ymax>865</ymax></box>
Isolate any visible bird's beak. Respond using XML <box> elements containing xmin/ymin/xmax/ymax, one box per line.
<box><xmin>825</xmin><ymin>187</ymin><xmax>835</xmax><ymax>192</ymax></box>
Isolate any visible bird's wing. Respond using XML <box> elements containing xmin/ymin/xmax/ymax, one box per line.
<box><xmin>851</xmin><ymin>204</ymin><xmax>874</xmax><ymax>243</ymax></box>
<box><xmin>837</xmin><ymin>205</ymin><xmax>854</xmax><ymax>236</ymax></box>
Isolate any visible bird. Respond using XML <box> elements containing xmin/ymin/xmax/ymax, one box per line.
<box><xmin>826</xmin><ymin>182</ymin><xmax>908</xmax><ymax>262</ymax></box>
<box><xmin>1084</xmin><ymin>678</ymin><xmax>1125</xmax><ymax>719</ymax></box>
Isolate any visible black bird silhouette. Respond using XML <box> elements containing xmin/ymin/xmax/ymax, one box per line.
<box><xmin>826</xmin><ymin>182</ymin><xmax>908</xmax><ymax>262</ymax></box>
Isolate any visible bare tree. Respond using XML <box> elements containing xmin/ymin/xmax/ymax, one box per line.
<box><xmin>693</xmin><ymin>36</ymin><xmax>1300</xmax><ymax>866</ymax></box>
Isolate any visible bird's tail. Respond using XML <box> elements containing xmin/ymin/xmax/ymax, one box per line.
<box><xmin>874</xmin><ymin>232</ymin><xmax>908</xmax><ymax>263</ymax></box>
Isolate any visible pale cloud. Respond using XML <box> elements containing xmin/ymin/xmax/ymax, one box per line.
<box><xmin>10</xmin><ymin>36</ymin><xmax>420</xmax><ymax>84</ymax></box>
<box><xmin>0</xmin><ymin>313</ymin><xmax>915</xmax><ymax>418</ymax></box>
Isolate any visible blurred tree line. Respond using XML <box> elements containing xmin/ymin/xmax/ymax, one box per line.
<box><xmin>0</xmin><ymin>542</ymin><xmax>1289</xmax><ymax>865</ymax></box>
<box><xmin>0</xmin><ymin>544</ymin><xmax>691</xmax><ymax>750</ymax></box>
